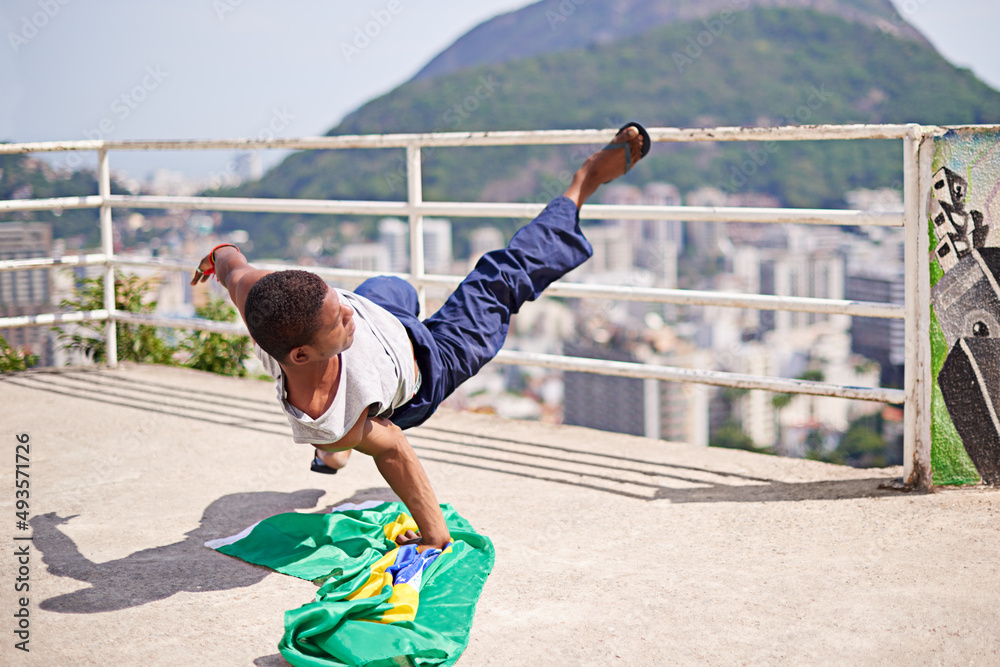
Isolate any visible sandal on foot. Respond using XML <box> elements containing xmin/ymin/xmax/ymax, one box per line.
<box><xmin>602</xmin><ymin>121</ymin><xmax>651</xmax><ymax>173</ymax></box>
<box><xmin>310</xmin><ymin>449</ymin><xmax>339</xmax><ymax>475</ymax></box>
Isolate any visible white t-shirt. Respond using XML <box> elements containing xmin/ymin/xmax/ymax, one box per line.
<box><xmin>255</xmin><ymin>289</ymin><xmax>418</xmax><ymax>445</ymax></box>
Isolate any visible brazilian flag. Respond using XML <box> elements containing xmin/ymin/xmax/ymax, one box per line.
<box><xmin>206</xmin><ymin>501</ymin><xmax>494</xmax><ymax>666</ymax></box>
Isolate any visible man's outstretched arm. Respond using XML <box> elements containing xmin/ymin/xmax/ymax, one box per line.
<box><xmin>348</xmin><ymin>415</ymin><xmax>451</xmax><ymax>550</ymax></box>
<box><xmin>190</xmin><ymin>245</ymin><xmax>271</xmax><ymax>321</ymax></box>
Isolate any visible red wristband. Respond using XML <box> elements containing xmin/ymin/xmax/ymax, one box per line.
<box><xmin>203</xmin><ymin>243</ymin><xmax>240</xmax><ymax>279</ymax></box>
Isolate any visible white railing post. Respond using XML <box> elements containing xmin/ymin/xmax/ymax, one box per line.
<box><xmin>98</xmin><ymin>148</ymin><xmax>118</xmax><ymax>368</ymax></box>
<box><xmin>406</xmin><ymin>143</ymin><xmax>426</xmax><ymax>316</ymax></box>
<box><xmin>643</xmin><ymin>378</ymin><xmax>661</xmax><ymax>440</ymax></box>
<box><xmin>903</xmin><ymin>126</ymin><xmax>932</xmax><ymax>488</ymax></box>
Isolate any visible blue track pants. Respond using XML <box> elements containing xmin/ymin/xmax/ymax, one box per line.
<box><xmin>354</xmin><ymin>195</ymin><xmax>592</xmax><ymax>429</ymax></box>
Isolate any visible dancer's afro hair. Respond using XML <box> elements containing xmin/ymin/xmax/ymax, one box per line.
<box><xmin>244</xmin><ymin>270</ymin><xmax>328</xmax><ymax>361</ymax></box>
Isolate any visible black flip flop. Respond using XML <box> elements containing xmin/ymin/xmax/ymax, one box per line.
<box><xmin>310</xmin><ymin>449</ymin><xmax>339</xmax><ymax>475</ymax></box>
<box><xmin>603</xmin><ymin>121</ymin><xmax>652</xmax><ymax>173</ymax></box>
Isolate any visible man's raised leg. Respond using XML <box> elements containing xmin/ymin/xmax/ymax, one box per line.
<box><xmin>391</xmin><ymin>124</ymin><xmax>649</xmax><ymax>428</ymax></box>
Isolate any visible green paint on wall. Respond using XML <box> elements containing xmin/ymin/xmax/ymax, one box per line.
<box><xmin>928</xmin><ymin>218</ymin><xmax>944</xmax><ymax>287</ymax></box>
<box><xmin>929</xmin><ymin>251</ymin><xmax>943</xmax><ymax>287</ymax></box>
<box><xmin>929</xmin><ymin>305</ymin><xmax>981</xmax><ymax>485</ymax></box>
<box><xmin>930</xmin><ymin>301</ymin><xmax>947</xmax><ymax>376</ymax></box>
<box><xmin>931</xmin><ymin>381</ymin><xmax>981</xmax><ymax>485</ymax></box>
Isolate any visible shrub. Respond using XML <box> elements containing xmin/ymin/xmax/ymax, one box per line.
<box><xmin>55</xmin><ymin>270</ymin><xmax>253</xmax><ymax>377</ymax></box>
<box><xmin>55</xmin><ymin>271</ymin><xmax>175</xmax><ymax>365</ymax></box>
<box><xmin>180</xmin><ymin>299</ymin><xmax>252</xmax><ymax>377</ymax></box>
<box><xmin>0</xmin><ymin>335</ymin><xmax>39</xmax><ymax>372</ymax></box>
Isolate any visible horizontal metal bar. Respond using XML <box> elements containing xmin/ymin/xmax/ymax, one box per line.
<box><xmin>493</xmin><ymin>350</ymin><xmax>906</xmax><ymax>404</ymax></box>
<box><xmin>99</xmin><ymin>194</ymin><xmax>900</xmax><ymax>227</ymax></box>
<box><xmin>0</xmin><ymin>140</ymin><xmax>105</xmax><ymax>154</ymax></box>
<box><xmin>0</xmin><ymin>309</ymin><xmax>109</xmax><ymax>329</ymax></box>
<box><xmin>541</xmin><ymin>282</ymin><xmax>904</xmax><ymax>318</ymax></box>
<box><xmin>420</xmin><ymin>274</ymin><xmax>904</xmax><ymax>318</ymax></box>
<box><xmin>99</xmin><ymin>313</ymin><xmax>904</xmax><ymax>403</ymax></box>
<box><xmin>109</xmin><ymin>256</ymin><xmax>190</xmax><ymax>271</ymax></box>
<box><xmin>388</xmin><ymin>200</ymin><xmax>903</xmax><ymax>226</ymax></box>
<box><xmin>0</xmin><ymin>192</ymin><xmax>902</xmax><ymax>227</ymax></box>
<box><xmin>0</xmin><ymin>308</ymin><xmax>246</xmax><ymax>334</ymax></box>
<box><xmin>0</xmin><ymin>253</ymin><xmax>107</xmax><ymax>273</ymax></box>
<box><xmin>578</xmin><ymin>204</ymin><xmax>902</xmax><ymax>226</ymax></box>
<box><xmin>113</xmin><ymin>312</ymin><xmax>248</xmax><ymax>335</ymax></box>
<box><xmin>650</xmin><ymin>124</ymin><xmax>923</xmax><ymax>142</ymax></box>
<box><xmin>0</xmin><ymin>195</ymin><xmax>103</xmax><ymax>212</ymax></box>
<box><xmin>107</xmin><ymin>194</ymin><xmax>410</xmax><ymax>216</ymax></box>
<box><xmin>0</xmin><ymin>125</ymin><xmax>930</xmax><ymax>155</ymax></box>
<box><xmin>109</xmin><ymin>257</ymin><xmax>902</xmax><ymax>318</ymax></box>
<box><xmin>109</xmin><ymin>255</ymin><xmax>404</xmax><ymax>285</ymax></box>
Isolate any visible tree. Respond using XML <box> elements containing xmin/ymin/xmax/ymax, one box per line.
<box><xmin>772</xmin><ymin>369</ymin><xmax>825</xmax><ymax>452</ymax></box>
<box><xmin>710</xmin><ymin>420</ymin><xmax>773</xmax><ymax>455</ymax></box>
<box><xmin>807</xmin><ymin>415</ymin><xmax>889</xmax><ymax>468</ymax></box>
<box><xmin>55</xmin><ymin>271</ymin><xmax>175</xmax><ymax>365</ymax></box>
<box><xmin>836</xmin><ymin>423</ymin><xmax>888</xmax><ymax>468</ymax></box>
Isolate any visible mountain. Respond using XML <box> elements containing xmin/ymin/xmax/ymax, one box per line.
<box><xmin>216</xmin><ymin>4</ymin><xmax>1000</xmax><ymax>258</ymax></box>
<box><xmin>414</xmin><ymin>0</ymin><xmax>927</xmax><ymax>81</ymax></box>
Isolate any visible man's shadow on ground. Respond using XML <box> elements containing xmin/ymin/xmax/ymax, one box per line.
<box><xmin>30</xmin><ymin>487</ymin><xmax>390</xmax><ymax>614</ymax></box>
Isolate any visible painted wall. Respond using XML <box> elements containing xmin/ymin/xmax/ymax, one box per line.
<box><xmin>929</xmin><ymin>126</ymin><xmax>1000</xmax><ymax>486</ymax></box>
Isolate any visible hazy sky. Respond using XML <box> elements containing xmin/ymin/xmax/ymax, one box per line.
<box><xmin>1</xmin><ymin>0</ymin><xmax>997</xmax><ymax>181</ymax></box>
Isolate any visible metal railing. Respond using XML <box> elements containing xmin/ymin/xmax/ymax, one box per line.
<box><xmin>0</xmin><ymin>124</ymin><xmax>938</xmax><ymax>486</ymax></box>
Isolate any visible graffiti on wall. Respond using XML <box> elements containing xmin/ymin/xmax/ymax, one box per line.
<box><xmin>930</xmin><ymin>126</ymin><xmax>1000</xmax><ymax>485</ymax></box>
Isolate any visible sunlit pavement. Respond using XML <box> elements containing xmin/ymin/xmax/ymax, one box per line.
<box><xmin>2</xmin><ymin>363</ymin><xmax>998</xmax><ymax>666</ymax></box>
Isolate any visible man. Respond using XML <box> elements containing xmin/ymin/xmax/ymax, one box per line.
<box><xmin>191</xmin><ymin>123</ymin><xmax>650</xmax><ymax>549</ymax></box>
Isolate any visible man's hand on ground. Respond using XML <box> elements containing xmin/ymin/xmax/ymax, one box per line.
<box><xmin>395</xmin><ymin>529</ymin><xmax>421</xmax><ymax>546</ymax></box>
<box><xmin>395</xmin><ymin>529</ymin><xmax>449</xmax><ymax>552</ymax></box>
<box><xmin>356</xmin><ymin>417</ymin><xmax>452</xmax><ymax>550</ymax></box>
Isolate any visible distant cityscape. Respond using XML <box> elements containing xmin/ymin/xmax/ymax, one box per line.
<box><xmin>1</xmin><ymin>158</ymin><xmax>906</xmax><ymax>462</ymax></box>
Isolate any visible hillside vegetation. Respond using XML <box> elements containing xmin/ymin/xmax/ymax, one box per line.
<box><xmin>217</xmin><ymin>8</ymin><xmax>1000</xmax><ymax>257</ymax></box>
<box><xmin>413</xmin><ymin>0</ymin><xmax>927</xmax><ymax>81</ymax></box>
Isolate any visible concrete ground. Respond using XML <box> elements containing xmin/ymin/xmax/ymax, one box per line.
<box><xmin>0</xmin><ymin>363</ymin><xmax>998</xmax><ymax>666</ymax></box>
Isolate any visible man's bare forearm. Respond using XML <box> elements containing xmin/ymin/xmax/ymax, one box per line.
<box><xmin>360</xmin><ymin>418</ymin><xmax>451</xmax><ymax>549</ymax></box>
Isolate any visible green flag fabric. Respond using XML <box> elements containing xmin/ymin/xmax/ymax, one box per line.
<box><xmin>206</xmin><ymin>501</ymin><xmax>494</xmax><ymax>667</ymax></box>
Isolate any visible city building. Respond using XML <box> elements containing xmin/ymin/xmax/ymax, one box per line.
<box><xmin>0</xmin><ymin>222</ymin><xmax>54</xmax><ymax>366</ymax></box>
<box><xmin>422</xmin><ymin>218</ymin><xmax>453</xmax><ymax>274</ymax></box>
<box><xmin>338</xmin><ymin>243</ymin><xmax>390</xmax><ymax>272</ymax></box>
<box><xmin>563</xmin><ymin>329</ymin><xmax>711</xmax><ymax>445</ymax></box>
<box><xmin>563</xmin><ymin>339</ymin><xmax>646</xmax><ymax>437</ymax></box>
<box><xmin>577</xmin><ymin>224</ymin><xmax>633</xmax><ymax>275</ymax></box>
<box><xmin>378</xmin><ymin>218</ymin><xmax>409</xmax><ymax>272</ymax></box>
<box><xmin>845</xmin><ymin>262</ymin><xmax>906</xmax><ymax>388</ymax></box>
<box><xmin>467</xmin><ymin>226</ymin><xmax>504</xmax><ymax>270</ymax></box>
<box><xmin>684</xmin><ymin>186</ymin><xmax>727</xmax><ymax>262</ymax></box>
<box><xmin>733</xmin><ymin>342</ymin><xmax>776</xmax><ymax>449</ymax></box>
<box><xmin>599</xmin><ymin>182</ymin><xmax>682</xmax><ymax>287</ymax></box>
<box><xmin>377</xmin><ymin>217</ymin><xmax>454</xmax><ymax>274</ymax></box>
<box><xmin>758</xmin><ymin>245</ymin><xmax>847</xmax><ymax>334</ymax></box>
